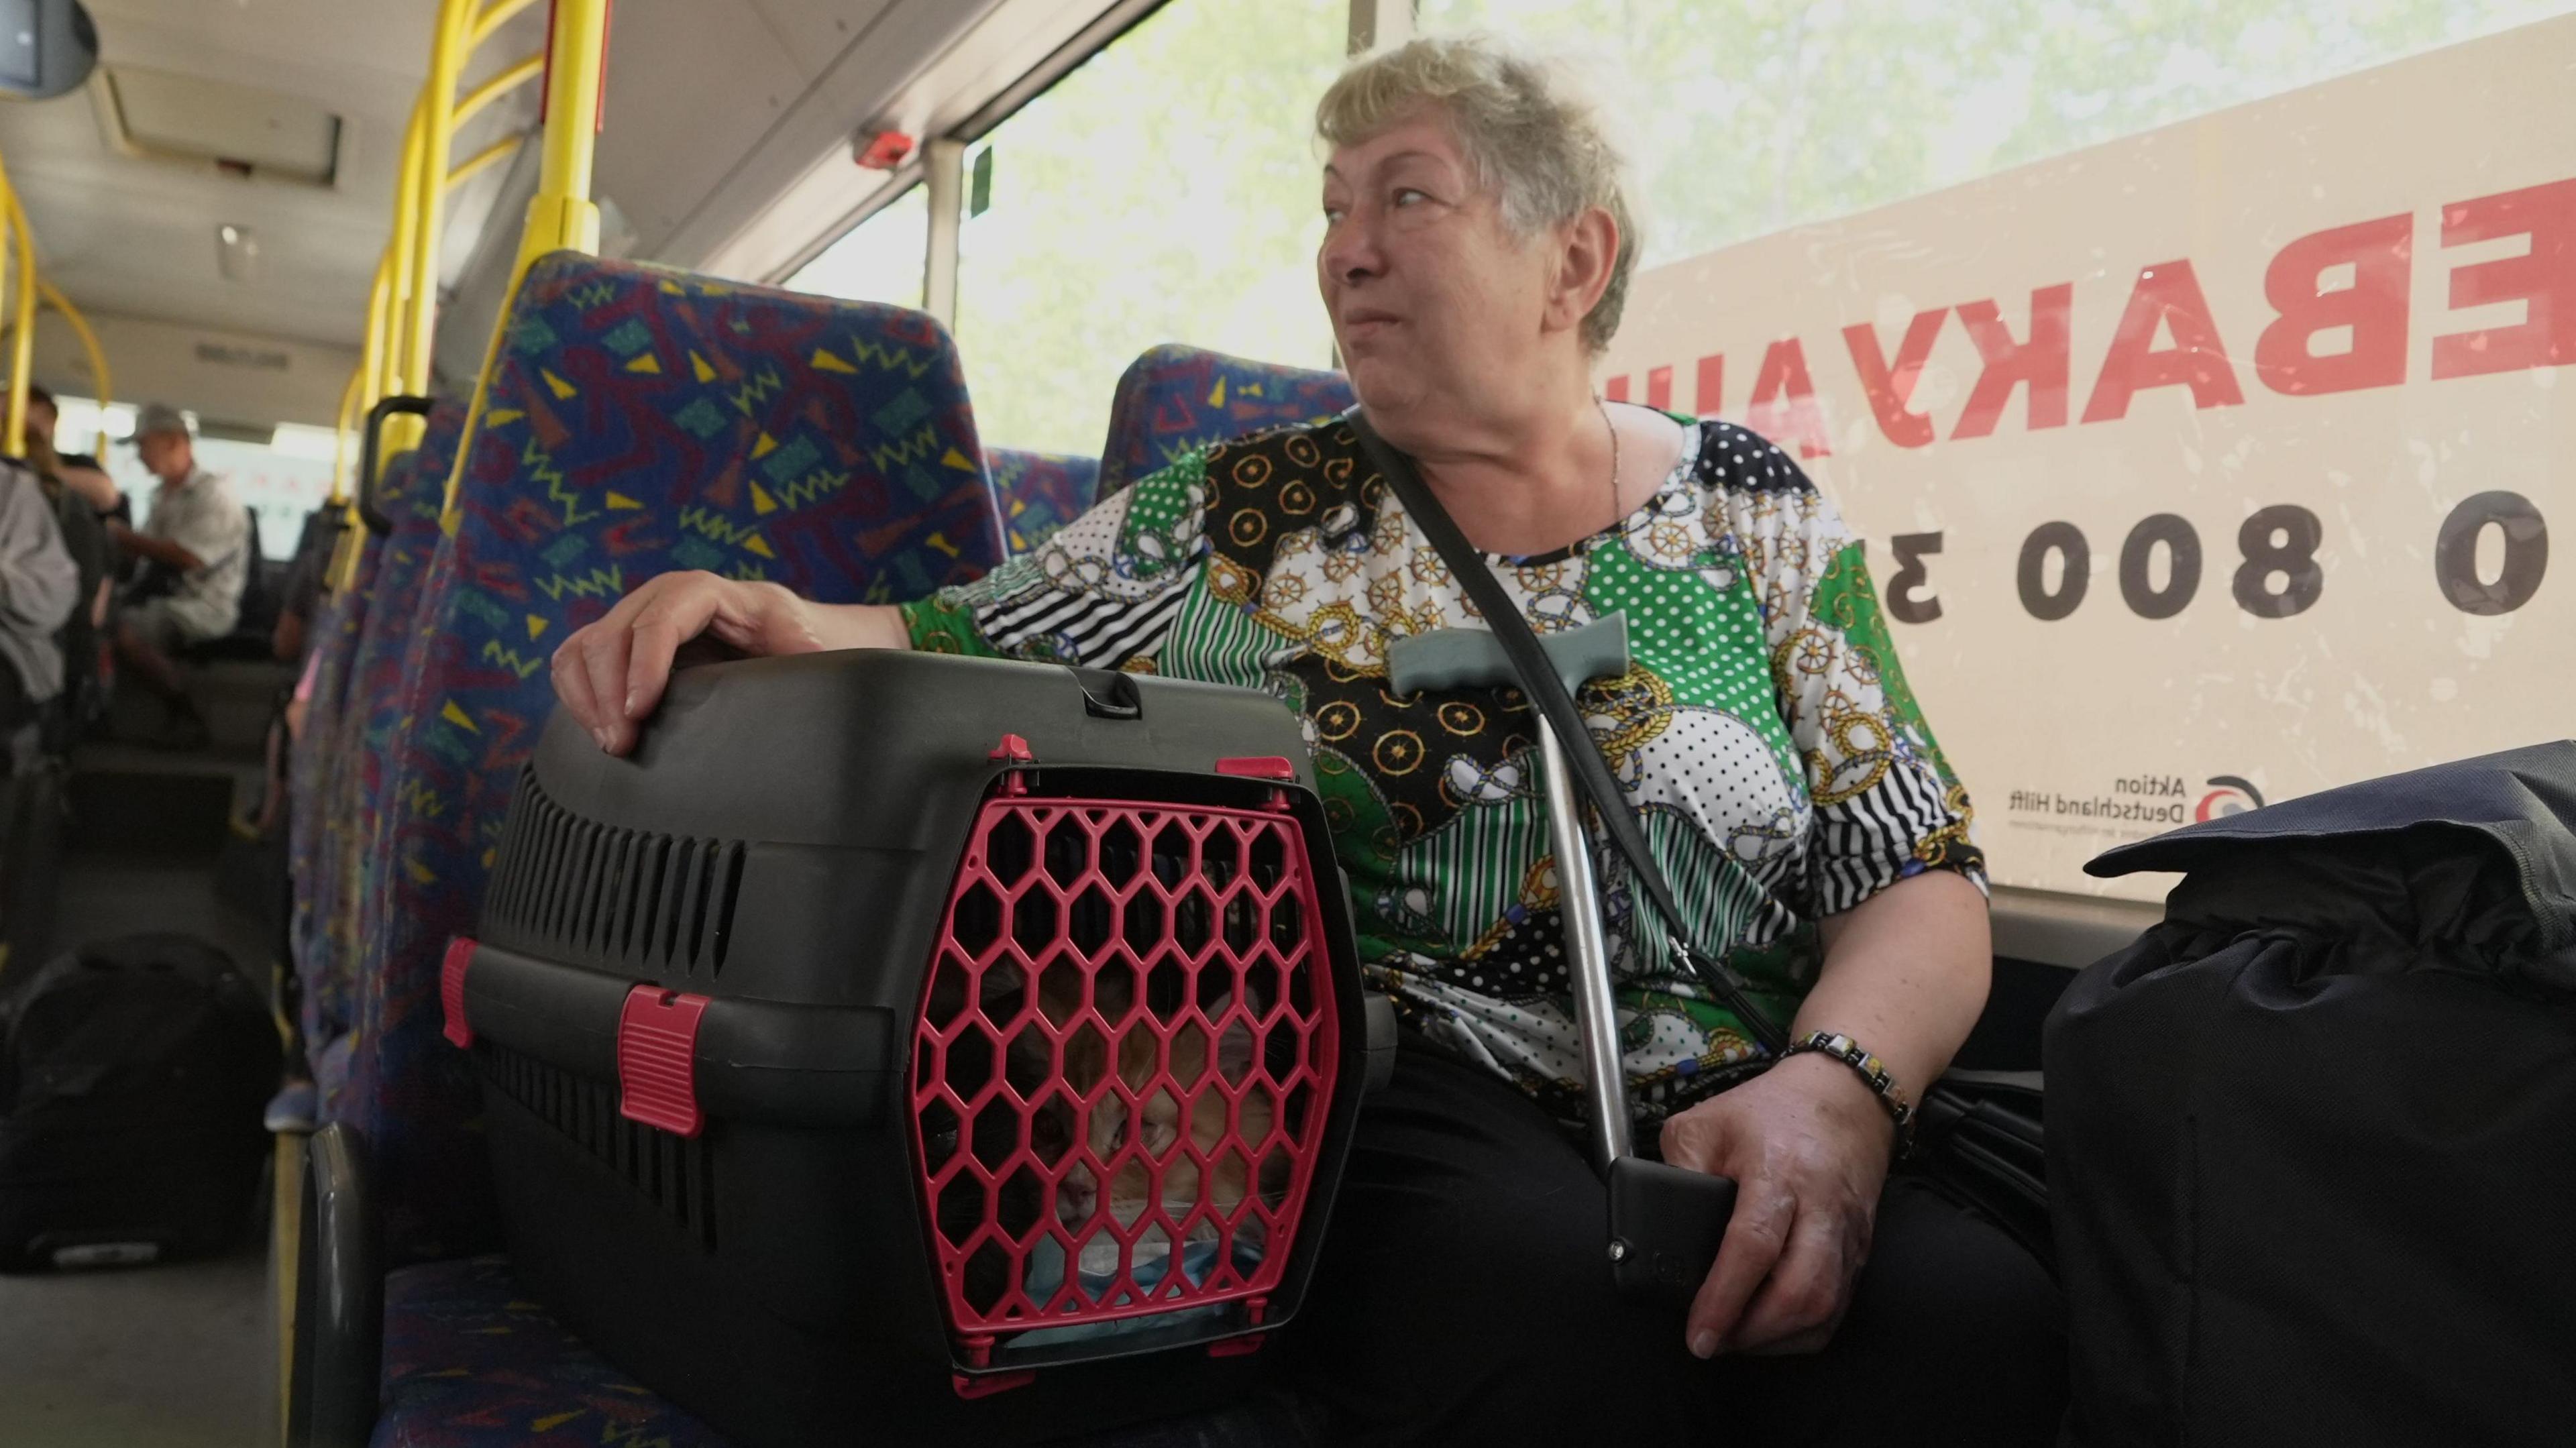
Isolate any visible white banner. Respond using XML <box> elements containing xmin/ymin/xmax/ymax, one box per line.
<box><xmin>1600</xmin><ymin>19</ymin><xmax>2575</xmax><ymax>899</ymax></box>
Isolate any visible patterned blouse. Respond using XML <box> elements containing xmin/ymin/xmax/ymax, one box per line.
<box><xmin>903</xmin><ymin>412</ymin><xmax>1983</xmax><ymax>1123</ymax></box>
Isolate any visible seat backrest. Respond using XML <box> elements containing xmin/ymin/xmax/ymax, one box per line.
<box><xmin>1095</xmin><ymin>343</ymin><xmax>1356</xmax><ymax>498</ymax></box>
<box><xmin>289</xmin><ymin>500</ymin><xmax>394</xmax><ymax>1105</ymax></box>
<box><xmin>356</xmin><ymin>252</ymin><xmax>1006</xmax><ymax>1263</ymax></box>
<box><xmin>316</xmin><ymin>400</ymin><xmax>466</xmax><ymax>1120</ymax></box>
<box><xmin>985</xmin><ymin>447</ymin><xmax>1100</xmax><ymax>553</ymax></box>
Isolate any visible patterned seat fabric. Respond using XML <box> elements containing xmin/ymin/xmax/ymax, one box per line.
<box><xmin>375</xmin><ymin>1258</ymin><xmax>1339</xmax><ymax>1448</ymax></box>
<box><xmin>1095</xmin><ymin>345</ymin><xmax>1354</xmax><ymax>500</ymax></box>
<box><xmin>292</xmin><ymin>513</ymin><xmax>392</xmax><ymax>1112</ymax></box>
<box><xmin>375</xmin><ymin>1256</ymin><xmax>729</xmax><ymax>1448</ymax></box>
<box><xmin>327</xmin><ymin>401</ymin><xmax>468</xmax><ymax>1122</ymax></box>
<box><xmin>356</xmin><ymin>252</ymin><xmax>1006</xmax><ymax>1265</ymax></box>
<box><xmin>985</xmin><ymin>447</ymin><xmax>1100</xmax><ymax>553</ymax></box>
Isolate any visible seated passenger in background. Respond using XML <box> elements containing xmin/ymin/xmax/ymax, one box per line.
<box><xmin>108</xmin><ymin>403</ymin><xmax>249</xmax><ymax>749</ymax></box>
<box><xmin>0</xmin><ymin>456</ymin><xmax>79</xmax><ymax>764</ymax></box>
<box><xmin>23</xmin><ymin>384</ymin><xmax>125</xmax><ymax>522</ymax></box>
<box><xmin>551</xmin><ymin>34</ymin><xmax>2062</xmax><ymax>1445</ymax></box>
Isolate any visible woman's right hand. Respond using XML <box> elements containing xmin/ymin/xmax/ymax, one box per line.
<box><xmin>550</xmin><ymin>571</ymin><xmax>830</xmax><ymax>756</ymax></box>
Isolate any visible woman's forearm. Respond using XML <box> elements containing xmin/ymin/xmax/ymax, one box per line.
<box><xmin>804</xmin><ymin>601</ymin><xmax>912</xmax><ymax>653</ymax></box>
<box><xmin>1792</xmin><ymin>869</ymin><xmax>1992</xmax><ymax>1108</ymax></box>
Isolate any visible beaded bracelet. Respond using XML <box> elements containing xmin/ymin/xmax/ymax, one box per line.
<box><xmin>1785</xmin><ymin>1030</ymin><xmax>1916</xmax><ymax>1150</ymax></box>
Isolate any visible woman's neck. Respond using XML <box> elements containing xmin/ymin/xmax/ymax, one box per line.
<box><xmin>1402</xmin><ymin>380</ymin><xmax>1678</xmax><ymax>558</ymax></box>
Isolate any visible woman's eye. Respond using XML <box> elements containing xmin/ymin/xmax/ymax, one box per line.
<box><xmin>1393</xmin><ymin>188</ymin><xmax>1427</xmax><ymax>207</ymax></box>
<box><xmin>1322</xmin><ymin>205</ymin><xmax>1346</xmax><ymax>224</ymax></box>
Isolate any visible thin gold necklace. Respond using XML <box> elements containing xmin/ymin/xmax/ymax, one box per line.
<box><xmin>1596</xmin><ymin>396</ymin><xmax>1621</xmax><ymax>525</ymax></box>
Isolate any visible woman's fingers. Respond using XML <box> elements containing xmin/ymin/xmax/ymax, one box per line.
<box><xmin>1685</xmin><ymin>1174</ymin><xmax>1793</xmax><ymax>1359</ymax></box>
<box><xmin>550</xmin><ymin>571</ymin><xmax>738</xmax><ymax>755</ymax></box>
<box><xmin>1725</xmin><ymin>1198</ymin><xmax>1859</xmax><ymax>1353</ymax></box>
<box><xmin>619</xmin><ymin>580</ymin><xmax>735</xmax><ymax>728</ymax></box>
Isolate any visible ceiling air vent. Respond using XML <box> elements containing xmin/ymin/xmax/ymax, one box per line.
<box><xmin>93</xmin><ymin>65</ymin><xmax>341</xmax><ymax>188</ymax></box>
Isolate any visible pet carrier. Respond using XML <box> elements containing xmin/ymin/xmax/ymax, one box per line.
<box><xmin>441</xmin><ymin>649</ymin><xmax>1389</xmax><ymax>1445</ymax></box>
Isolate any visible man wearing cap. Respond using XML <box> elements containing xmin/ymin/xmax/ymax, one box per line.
<box><xmin>108</xmin><ymin>403</ymin><xmax>249</xmax><ymax>748</ymax></box>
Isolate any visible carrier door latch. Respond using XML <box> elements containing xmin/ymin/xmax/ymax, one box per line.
<box><xmin>617</xmin><ymin>985</ymin><xmax>714</xmax><ymax>1138</ymax></box>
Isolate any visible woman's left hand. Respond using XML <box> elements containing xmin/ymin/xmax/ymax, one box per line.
<box><xmin>1659</xmin><ymin>1052</ymin><xmax>1896</xmax><ymax>1358</ymax></box>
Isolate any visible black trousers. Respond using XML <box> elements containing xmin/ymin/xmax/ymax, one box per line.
<box><xmin>1281</xmin><ymin>1048</ymin><xmax>2068</xmax><ymax>1447</ymax></box>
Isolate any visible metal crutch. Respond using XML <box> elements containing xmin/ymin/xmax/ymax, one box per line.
<box><xmin>1389</xmin><ymin>614</ymin><xmax>1736</xmax><ymax>1301</ymax></box>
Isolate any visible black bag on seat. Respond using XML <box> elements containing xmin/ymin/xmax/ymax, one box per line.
<box><xmin>0</xmin><ymin>932</ymin><xmax>280</xmax><ymax>1270</ymax></box>
<box><xmin>443</xmin><ymin>650</ymin><xmax>1387</xmax><ymax>1447</ymax></box>
<box><xmin>2047</xmin><ymin>741</ymin><xmax>2576</xmax><ymax>1447</ymax></box>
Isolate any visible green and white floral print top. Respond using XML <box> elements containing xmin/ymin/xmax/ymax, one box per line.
<box><xmin>904</xmin><ymin>412</ymin><xmax>1983</xmax><ymax>1123</ymax></box>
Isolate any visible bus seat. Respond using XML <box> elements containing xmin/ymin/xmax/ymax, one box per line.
<box><xmin>985</xmin><ymin>446</ymin><xmax>1100</xmax><ymax>553</ymax></box>
<box><xmin>1095</xmin><ymin>344</ymin><xmax>1354</xmax><ymax>500</ymax></box>
<box><xmin>353</xmin><ymin>252</ymin><xmax>1006</xmax><ymax>1266</ymax></box>
<box><xmin>322</xmin><ymin>398</ymin><xmax>468</xmax><ymax>1121</ymax></box>
<box><xmin>289</xmin><ymin>500</ymin><xmax>399</xmax><ymax>1117</ymax></box>
<box><xmin>374</xmin><ymin>1255</ymin><xmax>727</xmax><ymax>1447</ymax></box>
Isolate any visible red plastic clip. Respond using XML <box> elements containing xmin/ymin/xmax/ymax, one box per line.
<box><xmin>989</xmin><ymin>733</ymin><xmax>1034</xmax><ymax>795</ymax></box>
<box><xmin>1215</xmin><ymin>756</ymin><xmax>1296</xmax><ymax>780</ymax></box>
<box><xmin>439</xmin><ymin>938</ymin><xmax>477</xmax><ymax>1049</ymax></box>
<box><xmin>616</xmin><ymin>985</ymin><xmax>713</xmax><ymax>1137</ymax></box>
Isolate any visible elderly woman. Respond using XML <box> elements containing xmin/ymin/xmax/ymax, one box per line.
<box><xmin>553</xmin><ymin>34</ymin><xmax>2061</xmax><ymax>1446</ymax></box>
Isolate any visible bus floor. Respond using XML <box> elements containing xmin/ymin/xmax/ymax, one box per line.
<box><xmin>0</xmin><ymin>664</ymin><xmax>288</xmax><ymax>1448</ymax></box>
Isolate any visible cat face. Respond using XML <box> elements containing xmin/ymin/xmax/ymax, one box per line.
<box><xmin>1012</xmin><ymin>969</ymin><xmax>1277</xmax><ymax>1258</ymax></box>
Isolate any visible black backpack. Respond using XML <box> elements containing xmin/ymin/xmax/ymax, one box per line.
<box><xmin>0</xmin><ymin>934</ymin><xmax>280</xmax><ymax>1270</ymax></box>
<box><xmin>2047</xmin><ymin>742</ymin><xmax>2576</xmax><ymax>1447</ymax></box>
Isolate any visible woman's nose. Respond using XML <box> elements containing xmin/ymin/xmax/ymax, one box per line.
<box><xmin>1320</xmin><ymin>217</ymin><xmax>1383</xmax><ymax>288</ymax></box>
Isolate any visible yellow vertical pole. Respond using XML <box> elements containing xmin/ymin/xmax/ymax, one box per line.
<box><xmin>328</xmin><ymin>363</ymin><xmax>363</xmax><ymax>507</ymax></box>
<box><xmin>402</xmin><ymin>0</ymin><xmax>477</xmax><ymax>402</ymax></box>
<box><xmin>361</xmin><ymin>250</ymin><xmax>393</xmax><ymax>415</ymax></box>
<box><xmin>382</xmin><ymin>97</ymin><xmax>427</xmax><ymax>433</ymax></box>
<box><xmin>34</xmin><ymin>280</ymin><xmax>109</xmax><ymax>458</ymax></box>
<box><xmin>442</xmin><ymin>0</ymin><xmax>608</xmax><ymax>521</ymax></box>
<box><xmin>0</xmin><ymin>161</ymin><xmax>33</xmax><ymax>460</ymax></box>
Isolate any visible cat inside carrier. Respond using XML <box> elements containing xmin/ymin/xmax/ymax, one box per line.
<box><xmin>441</xmin><ymin>650</ymin><xmax>1391</xmax><ymax>1446</ymax></box>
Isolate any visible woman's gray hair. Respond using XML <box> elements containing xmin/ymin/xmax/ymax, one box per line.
<box><xmin>1318</xmin><ymin>34</ymin><xmax>1640</xmax><ymax>355</ymax></box>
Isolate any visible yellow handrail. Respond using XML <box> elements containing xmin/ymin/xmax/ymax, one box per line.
<box><xmin>443</xmin><ymin>0</ymin><xmax>608</xmax><ymax>522</ymax></box>
<box><xmin>384</xmin><ymin>98</ymin><xmax>427</xmax><ymax>406</ymax></box>
<box><xmin>361</xmin><ymin>248</ymin><xmax>394</xmax><ymax>417</ymax></box>
<box><xmin>329</xmin><ymin>362</ymin><xmax>364</xmax><ymax>507</ymax></box>
<box><xmin>400</xmin><ymin>0</ymin><xmax>476</xmax><ymax>402</ymax></box>
<box><xmin>34</xmin><ymin>280</ymin><xmax>109</xmax><ymax>458</ymax></box>
<box><xmin>453</xmin><ymin>53</ymin><xmax>541</xmax><ymax>130</ymax></box>
<box><xmin>0</xmin><ymin>163</ymin><xmax>32</xmax><ymax>460</ymax></box>
<box><xmin>446</xmin><ymin>133</ymin><xmax>525</xmax><ymax>193</ymax></box>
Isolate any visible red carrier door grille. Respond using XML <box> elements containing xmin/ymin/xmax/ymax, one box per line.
<box><xmin>910</xmin><ymin>797</ymin><xmax>1340</xmax><ymax>1347</ymax></box>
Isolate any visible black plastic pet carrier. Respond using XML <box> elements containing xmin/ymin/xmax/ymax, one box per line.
<box><xmin>441</xmin><ymin>651</ymin><xmax>1387</xmax><ymax>1445</ymax></box>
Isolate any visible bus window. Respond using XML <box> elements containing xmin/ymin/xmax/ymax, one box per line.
<box><xmin>786</xmin><ymin>184</ymin><xmax>929</xmax><ymax>311</ymax></box>
<box><xmin>1421</xmin><ymin>0</ymin><xmax>2576</xmax><ymax>266</ymax></box>
<box><xmin>955</xmin><ymin>0</ymin><xmax>1348</xmax><ymax>455</ymax></box>
<box><xmin>1417</xmin><ymin>0</ymin><xmax>2576</xmax><ymax>901</ymax></box>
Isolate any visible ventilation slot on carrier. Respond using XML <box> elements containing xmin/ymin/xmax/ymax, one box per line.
<box><xmin>486</xmin><ymin>769</ymin><xmax>747</xmax><ymax>977</ymax></box>
<box><xmin>481</xmin><ymin>1038</ymin><xmax>719</xmax><ymax>1251</ymax></box>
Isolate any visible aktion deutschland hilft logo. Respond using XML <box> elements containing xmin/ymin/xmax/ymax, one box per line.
<box><xmin>2195</xmin><ymin>775</ymin><xmax>2266</xmax><ymax>822</ymax></box>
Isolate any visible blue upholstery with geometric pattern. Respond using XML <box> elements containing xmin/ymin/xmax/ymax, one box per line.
<box><xmin>373</xmin><ymin>1256</ymin><xmax>729</xmax><ymax>1448</ymax></box>
<box><xmin>353</xmin><ymin>252</ymin><xmax>1007</xmax><ymax>1266</ymax></box>
<box><xmin>293</xmin><ymin>511</ymin><xmax>390</xmax><ymax>1115</ymax></box>
<box><xmin>985</xmin><ymin>447</ymin><xmax>1099</xmax><ymax>553</ymax></box>
<box><xmin>372</xmin><ymin>1258</ymin><xmax>1339</xmax><ymax>1448</ymax></box>
<box><xmin>325</xmin><ymin>400</ymin><xmax>466</xmax><ymax>1123</ymax></box>
<box><xmin>1095</xmin><ymin>345</ymin><xmax>1354</xmax><ymax>499</ymax></box>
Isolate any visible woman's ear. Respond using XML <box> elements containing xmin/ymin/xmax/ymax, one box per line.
<box><xmin>1543</xmin><ymin>204</ymin><xmax>1619</xmax><ymax>341</ymax></box>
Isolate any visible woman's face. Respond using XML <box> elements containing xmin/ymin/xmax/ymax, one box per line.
<box><xmin>1319</xmin><ymin>107</ymin><xmax>1559</xmax><ymax>431</ymax></box>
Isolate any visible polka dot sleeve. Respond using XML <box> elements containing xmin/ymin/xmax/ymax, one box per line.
<box><xmin>1717</xmin><ymin>428</ymin><xmax>1987</xmax><ymax>916</ymax></box>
